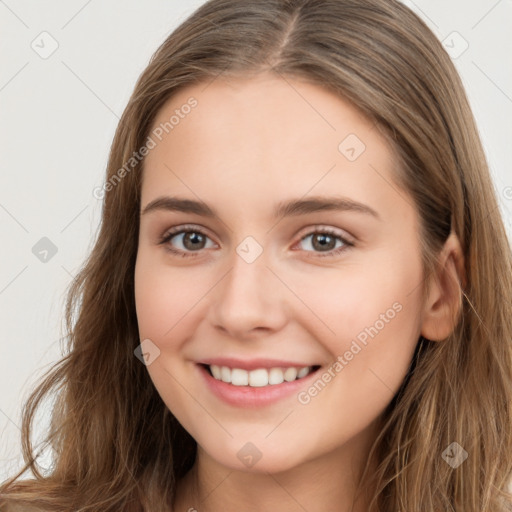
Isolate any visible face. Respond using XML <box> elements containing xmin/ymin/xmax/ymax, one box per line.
<box><xmin>134</xmin><ymin>72</ymin><xmax>426</xmax><ymax>474</ymax></box>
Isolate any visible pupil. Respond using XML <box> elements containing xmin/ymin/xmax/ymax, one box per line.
<box><xmin>185</xmin><ymin>232</ymin><xmax>204</xmax><ymax>249</ymax></box>
<box><xmin>314</xmin><ymin>234</ymin><xmax>334</xmax><ymax>251</ymax></box>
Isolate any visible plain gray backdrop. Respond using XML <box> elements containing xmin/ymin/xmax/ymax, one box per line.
<box><xmin>1</xmin><ymin>0</ymin><xmax>511</xmax><ymax>480</ymax></box>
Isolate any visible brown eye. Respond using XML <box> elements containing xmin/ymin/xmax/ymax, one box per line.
<box><xmin>296</xmin><ymin>228</ymin><xmax>354</xmax><ymax>257</ymax></box>
<box><xmin>180</xmin><ymin>231</ymin><xmax>208</xmax><ymax>251</ymax></box>
<box><xmin>159</xmin><ymin>226</ymin><xmax>216</xmax><ymax>257</ymax></box>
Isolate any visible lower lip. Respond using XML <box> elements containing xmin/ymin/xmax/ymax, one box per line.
<box><xmin>197</xmin><ymin>364</ymin><xmax>320</xmax><ymax>408</ymax></box>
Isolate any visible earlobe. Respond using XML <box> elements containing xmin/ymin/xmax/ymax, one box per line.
<box><xmin>420</xmin><ymin>232</ymin><xmax>466</xmax><ymax>342</ymax></box>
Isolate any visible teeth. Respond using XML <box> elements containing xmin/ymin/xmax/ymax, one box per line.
<box><xmin>284</xmin><ymin>367</ymin><xmax>298</xmax><ymax>382</ymax></box>
<box><xmin>249</xmin><ymin>368</ymin><xmax>268</xmax><ymax>387</ymax></box>
<box><xmin>231</xmin><ymin>368</ymin><xmax>249</xmax><ymax>386</ymax></box>
<box><xmin>208</xmin><ymin>365</ymin><xmax>314</xmax><ymax>387</ymax></box>
<box><xmin>297</xmin><ymin>367</ymin><xmax>310</xmax><ymax>378</ymax></box>
<box><xmin>210</xmin><ymin>365</ymin><xmax>222</xmax><ymax>380</ymax></box>
<box><xmin>220</xmin><ymin>366</ymin><xmax>231</xmax><ymax>383</ymax></box>
<box><xmin>268</xmin><ymin>368</ymin><xmax>284</xmax><ymax>385</ymax></box>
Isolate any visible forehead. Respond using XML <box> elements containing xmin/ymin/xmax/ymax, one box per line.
<box><xmin>147</xmin><ymin>73</ymin><xmax>380</xmax><ymax>160</ymax></box>
<box><xmin>141</xmin><ymin>73</ymin><xmax>408</xmax><ymax>224</ymax></box>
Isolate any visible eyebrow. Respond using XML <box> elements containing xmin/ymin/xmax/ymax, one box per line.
<box><xmin>141</xmin><ymin>195</ymin><xmax>380</xmax><ymax>220</ymax></box>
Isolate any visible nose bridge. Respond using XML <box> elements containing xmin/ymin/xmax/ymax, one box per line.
<box><xmin>210</xmin><ymin>237</ymin><xmax>286</xmax><ymax>336</ymax></box>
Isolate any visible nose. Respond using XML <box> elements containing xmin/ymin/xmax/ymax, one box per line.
<box><xmin>208</xmin><ymin>246</ymin><xmax>288</xmax><ymax>340</ymax></box>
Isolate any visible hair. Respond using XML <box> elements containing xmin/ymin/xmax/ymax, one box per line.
<box><xmin>1</xmin><ymin>0</ymin><xmax>512</xmax><ymax>510</ymax></box>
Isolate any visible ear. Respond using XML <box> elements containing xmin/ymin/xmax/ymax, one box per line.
<box><xmin>420</xmin><ymin>232</ymin><xmax>466</xmax><ymax>342</ymax></box>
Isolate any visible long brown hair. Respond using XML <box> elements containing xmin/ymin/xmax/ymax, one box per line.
<box><xmin>1</xmin><ymin>0</ymin><xmax>511</xmax><ymax>510</ymax></box>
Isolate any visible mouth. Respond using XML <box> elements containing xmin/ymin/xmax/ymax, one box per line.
<box><xmin>196</xmin><ymin>357</ymin><xmax>324</xmax><ymax>407</ymax></box>
<box><xmin>200</xmin><ymin>363</ymin><xmax>322</xmax><ymax>388</ymax></box>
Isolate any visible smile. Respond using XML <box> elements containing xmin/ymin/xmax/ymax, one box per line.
<box><xmin>197</xmin><ymin>360</ymin><xmax>322</xmax><ymax>408</ymax></box>
<box><xmin>206</xmin><ymin>364</ymin><xmax>319</xmax><ymax>387</ymax></box>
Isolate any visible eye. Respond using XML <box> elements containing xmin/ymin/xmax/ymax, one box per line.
<box><xmin>158</xmin><ymin>224</ymin><xmax>354</xmax><ymax>258</ymax></box>
<box><xmin>294</xmin><ymin>227</ymin><xmax>354</xmax><ymax>257</ymax></box>
<box><xmin>159</xmin><ymin>225</ymin><xmax>216</xmax><ymax>257</ymax></box>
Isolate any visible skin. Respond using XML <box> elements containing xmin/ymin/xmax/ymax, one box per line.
<box><xmin>134</xmin><ymin>72</ymin><xmax>463</xmax><ymax>512</ymax></box>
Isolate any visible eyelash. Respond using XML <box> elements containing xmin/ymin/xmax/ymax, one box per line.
<box><xmin>158</xmin><ymin>224</ymin><xmax>354</xmax><ymax>259</ymax></box>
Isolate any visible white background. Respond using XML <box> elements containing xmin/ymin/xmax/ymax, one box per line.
<box><xmin>1</xmin><ymin>0</ymin><xmax>511</xmax><ymax>480</ymax></box>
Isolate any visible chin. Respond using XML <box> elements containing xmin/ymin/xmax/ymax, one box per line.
<box><xmin>200</xmin><ymin>438</ymin><xmax>310</xmax><ymax>475</ymax></box>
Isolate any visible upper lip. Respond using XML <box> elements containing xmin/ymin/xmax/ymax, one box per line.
<box><xmin>198</xmin><ymin>357</ymin><xmax>320</xmax><ymax>371</ymax></box>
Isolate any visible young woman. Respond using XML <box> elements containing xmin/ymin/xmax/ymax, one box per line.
<box><xmin>1</xmin><ymin>0</ymin><xmax>511</xmax><ymax>510</ymax></box>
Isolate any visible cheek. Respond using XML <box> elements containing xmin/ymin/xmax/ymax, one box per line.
<box><xmin>291</xmin><ymin>245</ymin><xmax>424</xmax><ymax>378</ymax></box>
<box><xmin>134</xmin><ymin>252</ymin><xmax>208</xmax><ymax>342</ymax></box>
<box><xmin>134</xmin><ymin>253</ymin><xmax>209</xmax><ymax>426</ymax></box>
<box><xmin>296</xmin><ymin>251</ymin><xmax>423</xmax><ymax>419</ymax></box>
